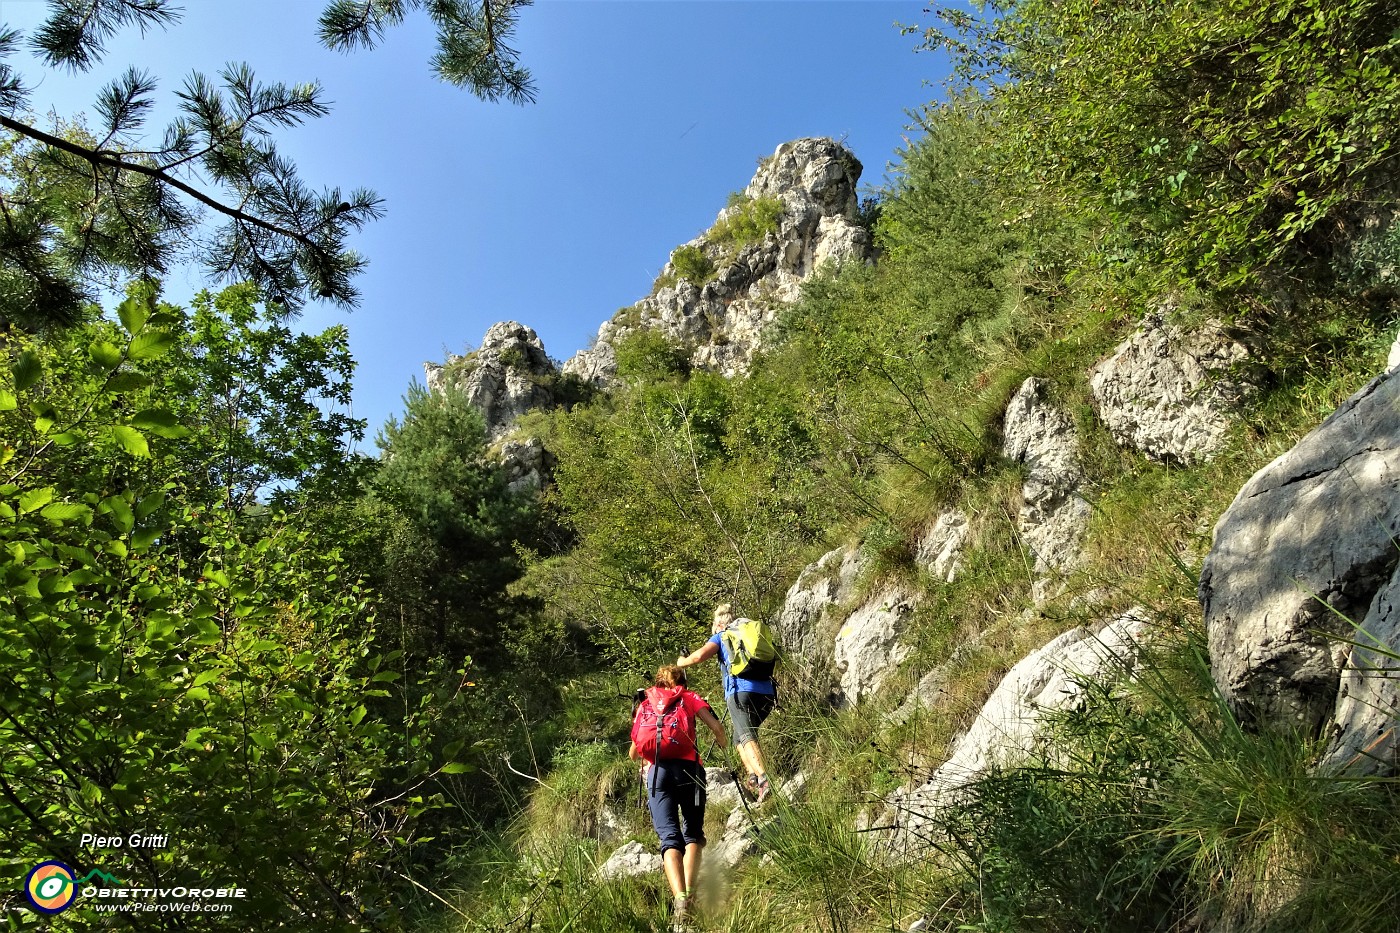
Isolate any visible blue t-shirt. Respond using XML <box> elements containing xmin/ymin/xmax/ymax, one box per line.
<box><xmin>709</xmin><ymin>631</ymin><xmax>776</xmax><ymax>697</ymax></box>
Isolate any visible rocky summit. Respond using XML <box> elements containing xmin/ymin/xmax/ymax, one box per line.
<box><xmin>563</xmin><ymin>137</ymin><xmax>870</xmax><ymax>384</ymax></box>
<box><xmin>424</xmin><ymin>320</ymin><xmax>558</xmax><ymax>441</ymax></box>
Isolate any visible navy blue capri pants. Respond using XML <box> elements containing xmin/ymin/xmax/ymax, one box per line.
<box><xmin>646</xmin><ymin>759</ymin><xmax>707</xmax><ymax>855</ymax></box>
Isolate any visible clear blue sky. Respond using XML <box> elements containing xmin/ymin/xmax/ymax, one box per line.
<box><xmin>0</xmin><ymin>0</ymin><xmax>949</xmax><ymax>445</ymax></box>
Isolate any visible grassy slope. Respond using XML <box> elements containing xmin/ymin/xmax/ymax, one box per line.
<box><xmin>414</xmin><ymin>9</ymin><xmax>1400</xmax><ymax>927</ymax></box>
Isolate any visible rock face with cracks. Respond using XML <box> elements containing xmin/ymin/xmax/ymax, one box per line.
<box><xmin>915</xmin><ymin>508</ymin><xmax>970</xmax><ymax>583</ymax></box>
<box><xmin>772</xmin><ymin>545</ymin><xmax>866</xmax><ymax>668</ymax></box>
<box><xmin>425</xmin><ymin>321</ymin><xmax>558</xmax><ymax>441</ymax></box>
<box><xmin>564</xmin><ymin>138</ymin><xmax>869</xmax><ymax>385</ymax></box>
<box><xmin>879</xmin><ymin>610</ymin><xmax>1150</xmax><ymax>857</ymax></box>
<box><xmin>1201</xmin><ymin>371</ymin><xmax>1400</xmax><ymax>740</ymax></box>
<box><xmin>1003</xmin><ymin>377</ymin><xmax>1092</xmax><ymax>599</ymax></box>
<box><xmin>834</xmin><ymin>588</ymin><xmax>919</xmax><ymax>707</ymax></box>
<box><xmin>595</xmin><ymin>840</ymin><xmax>660</xmax><ymax>880</ymax></box>
<box><xmin>1090</xmin><ymin>309</ymin><xmax>1258</xmax><ymax>465</ymax></box>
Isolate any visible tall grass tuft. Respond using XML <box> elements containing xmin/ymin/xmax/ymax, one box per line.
<box><xmin>925</xmin><ymin>617</ymin><xmax>1400</xmax><ymax>933</ymax></box>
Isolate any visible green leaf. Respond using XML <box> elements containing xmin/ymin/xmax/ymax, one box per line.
<box><xmin>18</xmin><ymin>488</ymin><xmax>54</xmax><ymax>514</ymax></box>
<box><xmin>192</xmin><ymin>669</ymin><xmax>223</xmax><ymax>687</ymax></box>
<box><xmin>40</xmin><ymin>502</ymin><xmax>93</xmax><ymax>523</ymax></box>
<box><xmin>40</xmin><ymin>574</ymin><xmax>75</xmax><ymax>595</ymax></box>
<box><xmin>130</xmin><ymin>409</ymin><xmax>190</xmax><ymax>439</ymax></box>
<box><xmin>102</xmin><ymin>496</ymin><xmax>135</xmax><ymax>534</ymax></box>
<box><xmin>108</xmin><ymin>372</ymin><xmax>151</xmax><ymax>393</ymax></box>
<box><xmin>131</xmin><ymin>525</ymin><xmax>162</xmax><ymax>552</ymax></box>
<box><xmin>117</xmin><ymin>294</ymin><xmax>152</xmax><ymax>334</ymax></box>
<box><xmin>127</xmin><ymin>329</ymin><xmax>175</xmax><ymax>361</ymax></box>
<box><xmin>89</xmin><ymin>341</ymin><xmax>125</xmax><ymax>370</ymax></box>
<box><xmin>145</xmin><ymin>616</ymin><xmax>175</xmax><ymax>640</ymax></box>
<box><xmin>134</xmin><ymin>491</ymin><xmax>165</xmax><ymax>520</ymax></box>
<box><xmin>110</xmin><ymin>425</ymin><xmax>150</xmax><ymax>458</ymax></box>
<box><xmin>439</xmin><ymin>762</ymin><xmax>473</xmax><ymax>774</ymax></box>
<box><xmin>11</xmin><ymin>351</ymin><xmax>41</xmax><ymax>392</ymax></box>
<box><xmin>0</xmin><ymin>390</ymin><xmax>15</xmax><ymax>411</ymax></box>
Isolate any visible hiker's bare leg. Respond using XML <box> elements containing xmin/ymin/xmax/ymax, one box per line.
<box><xmin>682</xmin><ymin>842</ymin><xmax>703</xmax><ymax>893</ymax></box>
<box><xmin>736</xmin><ymin>741</ymin><xmax>756</xmax><ymax>776</ymax></box>
<box><xmin>738</xmin><ymin>739</ymin><xmax>766</xmax><ymax>778</ymax></box>
<box><xmin>662</xmin><ymin>848</ymin><xmax>686</xmax><ymax>897</ymax></box>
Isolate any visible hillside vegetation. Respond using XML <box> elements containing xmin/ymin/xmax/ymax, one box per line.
<box><xmin>2</xmin><ymin>1</ymin><xmax>1398</xmax><ymax>931</ymax></box>
<box><xmin>423</xmin><ymin>1</ymin><xmax>1400</xmax><ymax>931</ymax></box>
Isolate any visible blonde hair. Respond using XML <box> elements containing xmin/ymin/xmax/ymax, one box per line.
<box><xmin>655</xmin><ymin>665</ymin><xmax>687</xmax><ymax>689</ymax></box>
<box><xmin>713</xmin><ymin>602</ymin><xmax>735</xmax><ymax>631</ymax></box>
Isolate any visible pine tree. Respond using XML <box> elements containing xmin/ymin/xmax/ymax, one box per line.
<box><xmin>0</xmin><ymin>0</ymin><xmax>536</xmax><ymax>330</ymax></box>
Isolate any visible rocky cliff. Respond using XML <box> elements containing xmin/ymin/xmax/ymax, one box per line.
<box><xmin>425</xmin><ymin>137</ymin><xmax>871</xmax><ymax>481</ymax></box>
<box><xmin>425</xmin><ymin>320</ymin><xmax>559</xmax><ymax>442</ymax></box>
<box><xmin>563</xmin><ymin>137</ymin><xmax>870</xmax><ymax>384</ymax></box>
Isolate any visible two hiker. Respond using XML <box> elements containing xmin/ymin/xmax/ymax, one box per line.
<box><xmin>629</xmin><ymin>664</ymin><xmax>727</xmax><ymax>926</ymax></box>
<box><xmin>629</xmin><ymin>603</ymin><xmax>778</xmax><ymax>927</ymax></box>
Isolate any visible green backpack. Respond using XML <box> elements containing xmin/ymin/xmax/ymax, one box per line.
<box><xmin>721</xmin><ymin>617</ymin><xmax>777</xmax><ymax>681</ymax></box>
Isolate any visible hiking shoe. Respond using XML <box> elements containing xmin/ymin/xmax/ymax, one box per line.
<box><xmin>744</xmin><ymin>774</ymin><xmax>760</xmax><ymax>798</ymax></box>
<box><xmin>754</xmin><ymin>775</ymin><xmax>772</xmax><ymax>805</ymax></box>
<box><xmin>671</xmin><ymin>895</ymin><xmax>691</xmax><ymax>931</ymax></box>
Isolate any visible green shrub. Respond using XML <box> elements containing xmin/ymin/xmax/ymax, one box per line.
<box><xmin>918</xmin><ymin>0</ymin><xmax>1400</xmax><ymax>293</ymax></box>
<box><xmin>670</xmin><ymin>244</ymin><xmax>715</xmax><ymax>284</ymax></box>
<box><xmin>711</xmin><ymin>193</ymin><xmax>785</xmax><ymax>248</ymax></box>
<box><xmin>523</xmin><ymin>740</ymin><xmax>637</xmax><ymax>840</ymax></box>
<box><xmin>613</xmin><ymin>328</ymin><xmax>691</xmax><ymax>381</ymax></box>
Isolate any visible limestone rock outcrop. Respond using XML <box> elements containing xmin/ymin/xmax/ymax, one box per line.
<box><xmin>1320</xmin><ymin>562</ymin><xmax>1400</xmax><ymax>774</ymax></box>
<box><xmin>881</xmin><ymin>610</ymin><xmax>1150</xmax><ymax>856</ymax></box>
<box><xmin>915</xmin><ymin>508</ymin><xmax>970</xmax><ymax>583</ymax></box>
<box><xmin>1200</xmin><ymin>371</ymin><xmax>1400</xmax><ymax>738</ymax></box>
<box><xmin>834</xmin><ymin>588</ymin><xmax>918</xmax><ymax>707</ymax></box>
<box><xmin>709</xmin><ymin>771</ymin><xmax>809</xmax><ymax>870</ymax></box>
<box><xmin>773</xmin><ymin>545</ymin><xmax>866</xmax><ymax>668</ymax></box>
<box><xmin>704</xmin><ymin>767</ymin><xmax>745</xmax><ymax>809</ymax></box>
<box><xmin>769</xmin><ymin>544</ymin><xmax>921</xmax><ymax>707</ymax></box>
<box><xmin>596</xmin><ymin>840</ymin><xmax>661</xmax><ymax>880</ymax></box>
<box><xmin>1003</xmin><ymin>377</ymin><xmax>1092</xmax><ymax>599</ymax></box>
<box><xmin>498</xmin><ymin>436</ymin><xmax>554</xmax><ymax>495</ymax></box>
<box><xmin>425</xmin><ymin>321</ymin><xmax>558</xmax><ymax>441</ymax></box>
<box><xmin>564</xmin><ymin>138</ymin><xmax>870</xmax><ymax>384</ymax></box>
<box><xmin>1090</xmin><ymin>309</ymin><xmax>1257</xmax><ymax>465</ymax></box>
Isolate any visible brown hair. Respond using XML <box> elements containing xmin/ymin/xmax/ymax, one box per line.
<box><xmin>655</xmin><ymin>665</ymin><xmax>687</xmax><ymax>689</ymax></box>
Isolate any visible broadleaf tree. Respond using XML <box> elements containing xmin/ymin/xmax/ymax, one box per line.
<box><xmin>0</xmin><ymin>288</ymin><xmax>475</xmax><ymax>928</ymax></box>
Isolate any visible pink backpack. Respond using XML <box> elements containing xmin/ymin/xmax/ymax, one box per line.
<box><xmin>631</xmin><ymin>686</ymin><xmax>697</xmax><ymax>761</ymax></box>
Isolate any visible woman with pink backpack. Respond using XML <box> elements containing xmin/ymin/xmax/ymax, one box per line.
<box><xmin>629</xmin><ymin>664</ymin><xmax>728</xmax><ymax>928</ymax></box>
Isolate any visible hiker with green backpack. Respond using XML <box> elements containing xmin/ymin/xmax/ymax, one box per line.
<box><xmin>676</xmin><ymin>602</ymin><xmax>778</xmax><ymax>804</ymax></box>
